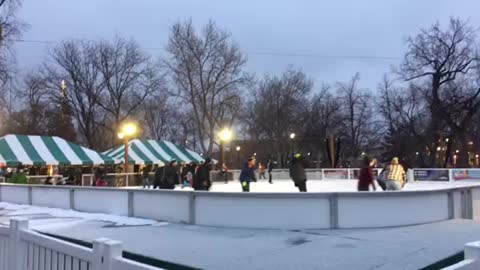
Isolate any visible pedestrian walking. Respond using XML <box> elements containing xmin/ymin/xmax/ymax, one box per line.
<box><xmin>239</xmin><ymin>157</ymin><xmax>257</xmax><ymax>192</ymax></box>
<box><xmin>385</xmin><ymin>157</ymin><xmax>406</xmax><ymax>191</ymax></box>
<box><xmin>267</xmin><ymin>159</ymin><xmax>274</xmax><ymax>184</ymax></box>
<box><xmin>357</xmin><ymin>156</ymin><xmax>376</xmax><ymax>191</ymax></box>
<box><xmin>289</xmin><ymin>154</ymin><xmax>307</xmax><ymax>192</ymax></box>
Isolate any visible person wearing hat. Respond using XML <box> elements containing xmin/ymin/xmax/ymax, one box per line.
<box><xmin>385</xmin><ymin>157</ymin><xmax>406</xmax><ymax>190</ymax></box>
<box><xmin>194</xmin><ymin>157</ymin><xmax>212</xmax><ymax>191</ymax></box>
<box><xmin>289</xmin><ymin>153</ymin><xmax>308</xmax><ymax>192</ymax></box>
<box><xmin>239</xmin><ymin>157</ymin><xmax>257</xmax><ymax>192</ymax></box>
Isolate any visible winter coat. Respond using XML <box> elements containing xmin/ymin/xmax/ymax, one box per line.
<box><xmin>357</xmin><ymin>167</ymin><xmax>375</xmax><ymax>191</ymax></box>
<box><xmin>239</xmin><ymin>163</ymin><xmax>256</xmax><ymax>183</ymax></box>
<box><xmin>289</xmin><ymin>158</ymin><xmax>306</xmax><ymax>183</ymax></box>
<box><xmin>11</xmin><ymin>172</ymin><xmax>28</xmax><ymax>184</ymax></box>
<box><xmin>163</xmin><ymin>165</ymin><xmax>179</xmax><ymax>187</ymax></box>
<box><xmin>267</xmin><ymin>161</ymin><xmax>274</xmax><ymax>172</ymax></box>
<box><xmin>194</xmin><ymin>163</ymin><xmax>211</xmax><ymax>190</ymax></box>
<box><xmin>154</xmin><ymin>167</ymin><xmax>165</xmax><ymax>184</ymax></box>
<box><xmin>95</xmin><ymin>179</ymin><xmax>108</xmax><ymax>187</ymax></box>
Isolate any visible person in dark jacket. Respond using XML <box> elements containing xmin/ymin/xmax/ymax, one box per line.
<box><xmin>357</xmin><ymin>156</ymin><xmax>376</xmax><ymax>191</ymax></box>
<box><xmin>194</xmin><ymin>158</ymin><xmax>212</xmax><ymax>191</ymax></box>
<box><xmin>239</xmin><ymin>157</ymin><xmax>257</xmax><ymax>192</ymax></box>
<box><xmin>153</xmin><ymin>165</ymin><xmax>165</xmax><ymax>189</ymax></box>
<box><xmin>289</xmin><ymin>154</ymin><xmax>307</xmax><ymax>192</ymax></box>
<box><xmin>160</xmin><ymin>160</ymin><xmax>179</xmax><ymax>190</ymax></box>
<box><xmin>142</xmin><ymin>165</ymin><xmax>151</xmax><ymax>189</ymax></box>
<box><xmin>267</xmin><ymin>159</ymin><xmax>274</xmax><ymax>184</ymax></box>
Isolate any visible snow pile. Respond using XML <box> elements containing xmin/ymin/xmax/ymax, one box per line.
<box><xmin>0</xmin><ymin>202</ymin><xmax>157</xmax><ymax>226</ymax></box>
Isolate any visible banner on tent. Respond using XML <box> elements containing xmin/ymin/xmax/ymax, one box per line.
<box><xmin>452</xmin><ymin>169</ymin><xmax>480</xmax><ymax>181</ymax></box>
<box><xmin>414</xmin><ymin>169</ymin><xmax>450</xmax><ymax>181</ymax></box>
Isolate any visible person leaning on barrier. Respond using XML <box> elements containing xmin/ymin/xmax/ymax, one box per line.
<box><xmin>385</xmin><ymin>157</ymin><xmax>406</xmax><ymax>191</ymax></box>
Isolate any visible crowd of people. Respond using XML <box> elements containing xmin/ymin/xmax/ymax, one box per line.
<box><xmin>90</xmin><ymin>153</ymin><xmax>406</xmax><ymax>193</ymax></box>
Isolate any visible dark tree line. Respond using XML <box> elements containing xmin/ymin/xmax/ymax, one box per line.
<box><xmin>1</xmin><ymin>14</ymin><xmax>480</xmax><ymax>168</ymax></box>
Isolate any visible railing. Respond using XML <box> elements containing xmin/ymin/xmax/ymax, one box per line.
<box><xmin>443</xmin><ymin>241</ymin><xmax>480</xmax><ymax>269</ymax></box>
<box><xmin>82</xmin><ymin>173</ymin><xmax>147</xmax><ymax>187</ymax></box>
<box><xmin>1</xmin><ymin>183</ymin><xmax>479</xmax><ymax>230</ymax></box>
<box><xmin>0</xmin><ymin>218</ymin><xmax>161</xmax><ymax>270</ymax></box>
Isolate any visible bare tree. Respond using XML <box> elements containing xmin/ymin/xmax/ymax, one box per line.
<box><xmin>302</xmin><ymin>84</ymin><xmax>343</xmax><ymax>166</ymax></box>
<box><xmin>336</xmin><ymin>73</ymin><xmax>373</xmax><ymax>159</ymax></box>
<box><xmin>247</xmin><ymin>67</ymin><xmax>312</xmax><ymax>165</ymax></box>
<box><xmin>400</xmin><ymin>17</ymin><xmax>479</xmax><ymax>166</ymax></box>
<box><xmin>165</xmin><ymin>19</ymin><xmax>249</xmax><ymax>155</ymax></box>
<box><xmin>48</xmin><ymin>40</ymin><xmax>106</xmax><ymax>148</ymax></box>
<box><xmin>95</xmin><ymin>37</ymin><xmax>162</xmax><ymax>136</ymax></box>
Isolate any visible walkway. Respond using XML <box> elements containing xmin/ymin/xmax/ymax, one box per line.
<box><xmin>0</xmin><ymin>203</ymin><xmax>479</xmax><ymax>269</ymax></box>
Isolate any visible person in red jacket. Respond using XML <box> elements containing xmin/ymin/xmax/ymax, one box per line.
<box><xmin>358</xmin><ymin>156</ymin><xmax>376</xmax><ymax>191</ymax></box>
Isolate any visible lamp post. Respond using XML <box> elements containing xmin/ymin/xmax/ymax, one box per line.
<box><xmin>236</xmin><ymin>146</ymin><xmax>241</xmax><ymax>168</ymax></box>
<box><xmin>118</xmin><ymin>123</ymin><xmax>137</xmax><ymax>173</ymax></box>
<box><xmin>218</xmin><ymin>128</ymin><xmax>232</xmax><ymax>167</ymax></box>
<box><xmin>289</xmin><ymin>133</ymin><xmax>296</xmax><ymax>157</ymax></box>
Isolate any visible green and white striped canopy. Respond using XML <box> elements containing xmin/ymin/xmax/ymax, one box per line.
<box><xmin>103</xmin><ymin>139</ymin><xmax>204</xmax><ymax>166</ymax></box>
<box><xmin>0</xmin><ymin>134</ymin><xmax>116</xmax><ymax>166</ymax></box>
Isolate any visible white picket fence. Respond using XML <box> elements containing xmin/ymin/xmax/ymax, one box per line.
<box><xmin>0</xmin><ymin>218</ymin><xmax>161</xmax><ymax>270</ymax></box>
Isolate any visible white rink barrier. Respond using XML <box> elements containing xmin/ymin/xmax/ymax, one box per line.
<box><xmin>443</xmin><ymin>241</ymin><xmax>480</xmax><ymax>269</ymax></box>
<box><xmin>1</xmin><ymin>183</ymin><xmax>480</xmax><ymax>230</ymax></box>
<box><xmin>0</xmin><ymin>218</ymin><xmax>161</xmax><ymax>270</ymax></box>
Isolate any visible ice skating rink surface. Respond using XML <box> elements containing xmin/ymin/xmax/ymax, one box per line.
<box><xmin>137</xmin><ymin>179</ymin><xmax>480</xmax><ymax>192</ymax></box>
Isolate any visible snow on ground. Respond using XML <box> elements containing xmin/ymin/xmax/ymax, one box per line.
<box><xmin>0</xmin><ymin>202</ymin><xmax>158</xmax><ymax>228</ymax></box>
<box><xmin>134</xmin><ymin>179</ymin><xmax>480</xmax><ymax>192</ymax></box>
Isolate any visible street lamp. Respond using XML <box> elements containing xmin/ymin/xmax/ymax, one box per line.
<box><xmin>118</xmin><ymin>123</ymin><xmax>137</xmax><ymax>173</ymax></box>
<box><xmin>236</xmin><ymin>146</ymin><xmax>241</xmax><ymax>168</ymax></box>
<box><xmin>290</xmin><ymin>133</ymin><xmax>296</xmax><ymax>139</ymax></box>
<box><xmin>218</xmin><ymin>128</ymin><xmax>233</xmax><ymax>167</ymax></box>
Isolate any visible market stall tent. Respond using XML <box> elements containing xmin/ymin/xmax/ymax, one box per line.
<box><xmin>0</xmin><ymin>134</ymin><xmax>116</xmax><ymax>166</ymax></box>
<box><xmin>103</xmin><ymin>139</ymin><xmax>204</xmax><ymax>165</ymax></box>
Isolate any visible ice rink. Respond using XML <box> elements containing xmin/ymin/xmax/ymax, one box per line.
<box><xmin>136</xmin><ymin>179</ymin><xmax>480</xmax><ymax>192</ymax></box>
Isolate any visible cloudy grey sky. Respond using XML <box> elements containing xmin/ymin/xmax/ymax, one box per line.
<box><xmin>15</xmin><ymin>0</ymin><xmax>480</xmax><ymax>90</ymax></box>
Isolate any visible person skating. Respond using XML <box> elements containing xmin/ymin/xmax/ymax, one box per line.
<box><xmin>222</xmin><ymin>163</ymin><xmax>229</xmax><ymax>183</ymax></box>
<box><xmin>160</xmin><ymin>160</ymin><xmax>179</xmax><ymax>190</ymax></box>
<box><xmin>357</xmin><ymin>156</ymin><xmax>376</xmax><ymax>191</ymax></box>
<box><xmin>239</xmin><ymin>157</ymin><xmax>257</xmax><ymax>192</ymax></box>
<box><xmin>385</xmin><ymin>157</ymin><xmax>406</xmax><ymax>190</ymax></box>
<box><xmin>258</xmin><ymin>162</ymin><xmax>266</xmax><ymax>179</ymax></box>
<box><xmin>194</xmin><ymin>158</ymin><xmax>212</xmax><ymax>191</ymax></box>
<box><xmin>289</xmin><ymin>154</ymin><xmax>307</xmax><ymax>192</ymax></box>
<box><xmin>267</xmin><ymin>159</ymin><xmax>274</xmax><ymax>184</ymax></box>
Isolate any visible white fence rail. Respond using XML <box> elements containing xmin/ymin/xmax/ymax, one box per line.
<box><xmin>443</xmin><ymin>241</ymin><xmax>480</xmax><ymax>269</ymax></box>
<box><xmin>1</xmin><ymin>183</ymin><xmax>479</xmax><ymax>230</ymax></box>
<box><xmin>0</xmin><ymin>218</ymin><xmax>161</xmax><ymax>270</ymax></box>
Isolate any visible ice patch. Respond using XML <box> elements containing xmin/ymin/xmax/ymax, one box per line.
<box><xmin>0</xmin><ymin>202</ymin><xmax>158</xmax><ymax>226</ymax></box>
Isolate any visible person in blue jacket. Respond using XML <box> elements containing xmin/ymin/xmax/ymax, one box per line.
<box><xmin>239</xmin><ymin>157</ymin><xmax>257</xmax><ymax>192</ymax></box>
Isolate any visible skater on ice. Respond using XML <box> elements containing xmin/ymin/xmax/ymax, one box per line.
<box><xmin>239</xmin><ymin>156</ymin><xmax>257</xmax><ymax>192</ymax></box>
<box><xmin>385</xmin><ymin>157</ymin><xmax>406</xmax><ymax>190</ymax></box>
<box><xmin>289</xmin><ymin>153</ymin><xmax>308</xmax><ymax>192</ymax></box>
<box><xmin>357</xmin><ymin>156</ymin><xmax>376</xmax><ymax>191</ymax></box>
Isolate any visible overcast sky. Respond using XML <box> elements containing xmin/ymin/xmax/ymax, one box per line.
<box><xmin>15</xmin><ymin>0</ymin><xmax>480</xmax><ymax>90</ymax></box>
